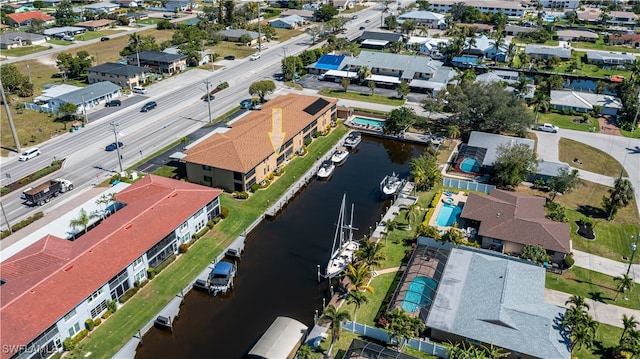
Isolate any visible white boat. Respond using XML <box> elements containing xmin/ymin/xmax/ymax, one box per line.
<box><xmin>382</xmin><ymin>172</ymin><xmax>403</xmax><ymax>196</ymax></box>
<box><xmin>317</xmin><ymin>160</ymin><xmax>335</xmax><ymax>180</ymax></box>
<box><xmin>344</xmin><ymin>132</ymin><xmax>361</xmax><ymax>149</ymax></box>
<box><xmin>326</xmin><ymin>194</ymin><xmax>359</xmax><ymax>278</ymax></box>
<box><xmin>331</xmin><ymin>146</ymin><xmax>349</xmax><ymax>165</ymax></box>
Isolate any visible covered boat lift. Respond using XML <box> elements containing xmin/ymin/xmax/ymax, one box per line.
<box><xmin>247</xmin><ymin>316</ymin><xmax>309</xmax><ymax>359</ymax></box>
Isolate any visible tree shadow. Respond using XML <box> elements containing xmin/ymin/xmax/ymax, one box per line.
<box><xmin>590</xmin><ymin>339</ymin><xmax>616</xmax><ymax>359</ymax></box>
<box><xmin>588</xmin><ymin>291</ymin><xmax>611</xmax><ymax>303</ymax></box>
<box><xmin>576</xmin><ymin>205</ymin><xmax>607</xmax><ymax>219</ymax></box>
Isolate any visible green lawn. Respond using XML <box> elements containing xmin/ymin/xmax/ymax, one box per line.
<box><xmin>71</xmin><ymin>125</ymin><xmax>350</xmax><ymax>358</ymax></box>
<box><xmin>536</xmin><ymin>111</ymin><xmax>600</xmax><ymax>133</ymax></box>
<box><xmin>48</xmin><ymin>39</ymin><xmax>74</xmax><ymax>46</ymax></box>
<box><xmin>558</xmin><ymin>138</ymin><xmax>627</xmax><ymax>177</ymax></box>
<box><xmin>572</xmin><ymin>40</ymin><xmax>640</xmax><ymax>54</ymax></box>
<box><xmin>318</xmin><ymin>89</ymin><xmax>406</xmax><ymax>106</ymax></box>
<box><xmin>76</xmin><ymin>29</ymin><xmax>125</xmax><ymax>41</ymax></box>
<box><xmin>136</xmin><ymin>18</ymin><xmax>164</xmax><ymax>25</ymax></box>
<box><xmin>546</xmin><ymin>267</ymin><xmax>639</xmax><ymax>310</ymax></box>
<box><xmin>2</xmin><ymin>45</ymin><xmax>49</xmax><ymax>57</ymax></box>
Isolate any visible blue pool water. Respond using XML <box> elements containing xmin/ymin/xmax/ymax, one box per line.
<box><xmin>460</xmin><ymin>157</ymin><xmax>481</xmax><ymax>173</ymax></box>
<box><xmin>401</xmin><ymin>276</ymin><xmax>436</xmax><ymax>313</ymax></box>
<box><xmin>436</xmin><ymin>203</ymin><xmax>461</xmax><ymax>227</ymax></box>
<box><xmin>351</xmin><ymin>117</ymin><xmax>385</xmax><ymax>127</ymax></box>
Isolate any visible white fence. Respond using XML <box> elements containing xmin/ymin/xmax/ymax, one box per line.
<box><xmin>23</xmin><ymin>103</ymin><xmax>56</xmax><ymax>113</ymax></box>
<box><xmin>442</xmin><ymin>178</ymin><xmax>495</xmax><ymax>194</ymax></box>
<box><xmin>342</xmin><ymin>322</ymin><xmax>449</xmax><ymax>358</ymax></box>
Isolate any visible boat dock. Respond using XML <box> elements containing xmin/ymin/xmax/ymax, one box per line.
<box><xmin>265</xmin><ymin>132</ymin><xmax>354</xmax><ymax>218</ymax></box>
<box><xmin>371</xmin><ymin>181</ymin><xmax>417</xmax><ymax>241</ymax></box>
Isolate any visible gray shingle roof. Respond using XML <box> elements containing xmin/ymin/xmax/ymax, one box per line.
<box><xmin>218</xmin><ymin>29</ymin><xmax>260</xmax><ymax>39</ymax></box>
<box><xmin>467</xmin><ymin>131</ymin><xmax>534</xmax><ymax>166</ymax></box>
<box><xmin>136</xmin><ymin>50</ymin><xmax>185</xmax><ymax>63</ymax></box>
<box><xmin>87</xmin><ymin>62</ymin><xmax>150</xmax><ymax>77</ymax></box>
<box><xmin>359</xmin><ymin>31</ymin><xmax>403</xmax><ymax>43</ymax></box>
<box><xmin>56</xmin><ymin>81</ymin><xmax>121</xmax><ymax>105</ymax></box>
<box><xmin>585</xmin><ymin>50</ymin><xmax>637</xmax><ymax>63</ymax></box>
<box><xmin>427</xmin><ymin>247</ymin><xmax>570</xmax><ymax>358</ymax></box>
<box><xmin>0</xmin><ymin>31</ymin><xmax>45</xmax><ymax>45</ymax></box>
<box><xmin>550</xmin><ymin>90</ymin><xmax>623</xmax><ymax>110</ymax></box>
<box><xmin>345</xmin><ymin>52</ymin><xmax>442</xmax><ymax>77</ymax></box>
<box><xmin>525</xmin><ymin>44</ymin><xmax>571</xmax><ymax>59</ymax></box>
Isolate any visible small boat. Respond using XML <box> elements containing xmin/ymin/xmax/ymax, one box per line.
<box><xmin>208</xmin><ymin>261</ymin><xmax>236</xmax><ymax>296</ymax></box>
<box><xmin>608</xmin><ymin>75</ymin><xmax>625</xmax><ymax>83</ymax></box>
<box><xmin>326</xmin><ymin>194</ymin><xmax>359</xmax><ymax>278</ymax></box>
<box><xmin>381</xmin><ymin>172</ymin><xmax>403</xmax><ymax>196</ymax></box>
<box><xmin>331</xmin><ymin>146</ymin><xmax>349</xmax><ymax>165</ymax></box>
<box><xmin>317</xmin><ymin>160</ymin><xmax>335</xmax><ymax>180</ymax></box>
<box><xmin>344</xmin><ymin>132</ymin><xmax>362</xmax><ymax>149</ymax></box>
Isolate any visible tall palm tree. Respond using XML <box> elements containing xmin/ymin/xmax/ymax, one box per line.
<box><xmin>620</xmin><ymin>314</ymin><xmax>639</xmax><ymax>342</ymax></box>
<box><xmin>570</xmin><ymin>324</ymin><xmax>596</xmax><ymax>354</ymax></box>
<box><xmin>346</xmin><ymin>290</ymin><xmax>368</xmax><ymax>323</ymax></box>
<box><xmin>605</xmin><ymin>178</ymin><xmax>634</xmax><ymax>221</ymax></box>
<box><xmin>355</xmin><ymin>240</ymin><xmax>386</xmax><ymax>269</ymax></box>
<box><xmin>69</xmin><ymin>208</ymin><xmax>99</xmax><ymax>235</ymax></box>
<box><xmin>345</xmin><ymin>263</ymin><xmax>374</xmax><ymax>293</ymax></box>
<box><xmin>128</xmin><ymin>33</ymin><xmax>142</xmax><ymax>66</ymax></box>
<box><xmin>319</xmin><ymin>304</ymin><xmax>351</xmax><ymax>357</ymax></box>
<box><xmin>446</xmin><ymin>125</ymin><xmax>460</xmax><ymax>150</ymax></box>
<box><xmin>386</xmin><ymin>308</ymin><xmax>425</xmax><ymax>350</ymax></box>
<box><xmin>619</xmin><ymin>328</ymin><xmax>640</xmax><ymax>355</ymax></box>
<box><xmin>565</xmin><ymin>295</ymin><xmax>590</xmax><ymax>311</ymax></box>
<box><xmin>614</xmin><ymin>274</ymin><xmax>635</xmax><ymax>301</ymax></box>
<box><xmin>530</xmin><ymin>91</ymin><xmax>550</xmax><ymax>124</ymax></box>
<box><xmin>404</xmin><ymin>203</ymin><xmax>421</xmax><ymax>224</ymax></box>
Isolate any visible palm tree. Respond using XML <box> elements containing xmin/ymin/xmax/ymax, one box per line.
<box><xmin>446</xmin><ymin>125</ymin><xmax>460</xmax><ymax>150</ymax></box>
<box><xmin>442</xmin><ymin>228</ymin><xmax>463</xmax><ymax>245</ymax></box>
<box><xmin>483</xmin><ymin>343</ymin><xmax>510</xmax><ymax>358</ymax></box>
<box><xmin>319</xmin><ymin>304</ymin><xmax>351</xmax><ymax>357</ymax></box>
<box><xmin>69</xmin><ymin>208</ymin><xmax>99</xmax><ymax>235</ymax></box>
<box><xmin>570</xmin><ymin>323</ymin><xmax>596</xmax><ymax>354</ymax></box>
<box><xmin>297</xmin><ymin>344</ymin><xmax>312</xmax><ymax>359</ymax></box>
<box><xmin>355</xmin><ymin>240</ymin><xmax>386</xmax><ymax>269</ymax></box>
<box><xmin>404</xmin><ymin>203</ymin><xmax>421</xmax><ymax>224</ymax></box>
<box><xmin>604</xmin><ymin>178</ymin><xmax>634</xmax><ymax>221</ymax></box>
<box><xmin>530</xmin><ymin>91</ymin><xmax>550</xmax><ymax>124</ymax></box>
<box><xmin>128</xmin><ymin>33</ymin><xmax>142</xmax><ymax>66</ymax></box>
<box><xmin>565</xmin><ymin>295</ymin><xmax>590</xmax><ymax>311</ymax></box>
<box><xmin>619</xmin><ymin>328</ymin><xmax>640</xmax><ymax>355</ymax></box>
<box><xmin>386</xmin><ymin>308</ymin><xmax>425</xmax><ymax>350</ymax></box>
<box><xmin>614</xmin><ymin>274</ymin><xmax>635</xmax><ymax>301</ymax></box>
<box><xmin>345</xmin><ymin>263</ymin><xmax>374</xmax><ymax>293</ymax></box>
<box><xmin>620</xmin><ymin>314</ymin><xmax>639</xmax><ymax>342</ymax></box>
<box><xmin>346</xmin><ymin>290</ymin><xmax>368</xmax><ymax>323</ymax></box>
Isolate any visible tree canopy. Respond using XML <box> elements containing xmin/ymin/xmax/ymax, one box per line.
<box><xmin>384</xmin><ymin>106</ymin><xmax>415</xmax><ymax>135</ymax></box>
<box><xmin>55</xmin><ymin>0</ymin><xmax>76</xmax><ymax>26</ymax></box>
<box><xmin>1</xmin><ymin>64</ymin><xmax>33</xmax><ymax>97</ymax></box>
<box><xmin>56</xmin><ymin>51</ymin><xmax>93</xmax><ymax>80</ymax></box>
<box><xmin>490</xmin><ymin>142</ymin><xmax>539</xmax><ymax>189</ymax></box>
<box><xmin>315</xmin><ymin>5</ymin><xmax>338</xmax><ymax>22</ymax></box>
<box><xmin>248</xmin><ymin>80</ymin><xmax>276</xmax><ymax>103</ymax></box>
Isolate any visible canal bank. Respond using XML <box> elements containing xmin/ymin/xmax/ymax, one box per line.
<box><xmin>134</xmin><ymin>135</ymin><xmax>427</xmax><ymax>358</ymax></box>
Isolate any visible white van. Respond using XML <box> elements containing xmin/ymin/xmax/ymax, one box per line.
<box><xmin>132</xmin><ymin>86</ymin><xmax>147</xmax><ymax>94</ymax></box>
<box><xmin>19</xmin><ymin>148</ymin><xmax>41</xmax><ymax>161</ymax></box>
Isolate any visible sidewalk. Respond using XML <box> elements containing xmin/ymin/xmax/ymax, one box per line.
<box><xmin>572</xmin><ymin>249</ymin><xmax>640</xmax><ymax>284</ymax></box>
<box><xmin>545</xmin><ymin>288</ymin><xmax>640</xmax><ymax>328</ymax></box>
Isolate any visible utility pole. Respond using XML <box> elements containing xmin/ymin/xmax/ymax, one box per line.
<box><xmin>110</xmin><ymin>121</ymin><xmax>124</xmax><ymax>174</ymax></box>
<box><xmin>0</xmin><ymin>78</ymin><xmax>22</xmax><ymax>154</ymax></box>
<box><xmin>0</xmin><ymin>201</ymin><xmax>12</xmax><ymax>234</ymax></box>
<box><xmin>257</xmin><ymin>1</ymin><xmax>262</xmax><ymax>52</ymax></box>
<box><xmin>81</xmin><ymin>94</ymin><xmax>88</xmax><ymax>124</ymax></box>
<box><xmin>204</xmin><ymin>80</ymin><xmax>213</xmax><ymax>123</ymax></box>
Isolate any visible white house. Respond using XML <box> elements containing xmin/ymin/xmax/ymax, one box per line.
<box><xmin>268</xmin><ymin>15</ymin><xmax>304</xmax><ymax>29</ymax></box>
<box><xmin>550</xmin><ymin>90</ymin><xmax>623</xmax><ymax>116</ymax></box>
<box><xmin>397</xmin><ymin>11</ymin><xmax>446</xmax><ymax>29</ymax></box>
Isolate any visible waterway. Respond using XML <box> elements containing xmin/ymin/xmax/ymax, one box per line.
<box><xmin>135</xmin><ymin>135</ymin><xmax>426</xmax><ymax>358</ymax></box>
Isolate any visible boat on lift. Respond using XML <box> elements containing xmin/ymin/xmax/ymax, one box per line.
<box><xmin>381</xmin><ymin>172</ymin><xmax>403</xmax><ymax>196</ymax></box>
<box><xmin>344</xmin><ymin>132</ymin><xmax>362</xmax><ymax>149</ymax></box>
<box><xmin>331</xmin><ymin>146</ymin><xmax>349</xmax><ymax>165</ymax></box>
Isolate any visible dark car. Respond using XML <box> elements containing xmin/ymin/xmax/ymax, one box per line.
<box><xmin>203</xmin><ymin>94</ymin><xmax>215</xmax><ymax>102</ymax></box>
<box><xmin>240</xmin><ymin>99</ymin><xmax>253</xmax><ymax>109</ymax></box>
<box><xmin>105</xmin><ymin>142</ymin><xmax>124</xmax><ymax>151</ymax></box>
<box><xmin>224</xmin><ymin>55</ymin><xmax>236</xmax><ymax>60</ymax></box>
<box><xmin>105</xmin><ymin>99</ymin><xmax>121</xmax><ymax>107</ymax></box>
<box><xmin>141</xmin><ymin>101</ymin><xmax>157</xmax><ymax>112</ymax></box>
<box><xmin>100</xmin><ymin>37</ymin><xmax>110</xmax><ymax>41</ymax></box>
<box><xmin>359</xmin><ymin>26</ymin><xmax>366</xmax><ymax>30</ymax></box>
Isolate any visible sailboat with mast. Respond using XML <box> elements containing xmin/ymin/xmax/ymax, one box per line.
<box><xmin>326</xmin><ymin>194</ymin><xmax>359</xmax><ymax>278</ymax></box>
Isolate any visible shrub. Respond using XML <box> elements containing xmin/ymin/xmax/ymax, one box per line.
<box><xmin>207</xmin><ymin>220</ymin><xmax>215</xmax><ymax>228</ymax></box>
<box><xmin>85</xmin><ymin>319</ymin><xmax>95</xmax><ymax>331</ymax></box>
<box><xmin>563</xmin><ymin>254</ymin><xmax>575</xmax><ymax>268</ymax></box>
<box><xmin>134</xmin><ymin>279</ymin><xmax>148</xmax><ymax>288</ymax></box>
<box><xmin>147</xmin><ymin>268</ymin><xmax>155</xmax><ymax>279</ymax></box>
<box><xmin>304</xmin><ymin>138</ymin><xmax>312</xmax><ymax>146</ymax></box>
<box><xmin>213</xmin><ymin>217</ymin><xmax>221</xmax><ymax>224</ymax></box>
<box><xmin>102</xmin><ymin>311</ymin><xmax>112</xmax><ymax>320</ymax></box>
<box><xmin>579</xmin><ymin>217</ymin><xmax>594</xmax><ymax>228</ymax></box>
<box><xmin>234</xmin><ymin>191</ymin><xmax>249</xmax><ymax>199</ymax></box>
<box><xmin>74</xmin><ymin>329</ymin><xmax>88</xmax><ymax>343</ymax></box>
<box><xmin>267</xmin><ymin>173</ymin><xmax>275</xmax><ymax>181</ymax></box>
<box><xmin>315</xmin><ymin>130</ymin><xmax>323</xmax><ymax>137</ymax></box>
<box><xmin>250</xmin><ymin>183</ymin><xmax>260</xmax><ymax>193</ymax></box>
<box><xmin>2</xmin><ymin>212</ymin><xmax>45</xmax><ymax>238</ymax></box>
<box><xmin>429</xmin><ymin>192</ymin><xmax>442</xmax><ymax>208</ymax></box>
<box><xmin>93</xmin><ymin>318</ymin><xmax>102</xmax><ymax>327</ymax></box>
<box><xmin>107</xmin><ymin>300</ymin><xmax>117</xmax><ymax>314</ymax></box>
<box><xmin>119</xmin><ymin>287</ymin><xmax>140</xmax><ymax>303</ymax></box>
<box><xmin>220</xmin><ymin>206</ymin><xmax>230</xmax><ymax>219</ymax></box>
<box><xmin>376</xmin><ymin>316</ymin><xmax>388</xmax><ymax>328</ymax></box>
<box><xmin>545</xmin><ymin>201</ymin><xmax>567</xmax><ymax>222</ymax></box>
<box><xmin>154</xmin><ymin>254</ymin><xmax>176</xmax><ymax>275</ymax></box>
<box><xmin>63</xmin><ymin>338</ymin><xmax>75</xmax><ymax>351</ymax></box>
<box><xmin>192</xmin><ymin>233</ymin><xmax>200</xmax><ymax>241</ymax></box>
<box><xmin>179</xmin><ymin>243</ymin><xmax>189</xmax><ymax>253</ymax></box>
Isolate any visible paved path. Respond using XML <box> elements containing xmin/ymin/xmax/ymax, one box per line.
<box><xmin>573</xmin><ymin>249</ymin><xmax>640</xmax><ymax>284</ymax></box>
<box><xmin>545</xmin><ymin>288</ymin><xmax>640</xmax><ymax>328</ymax></box>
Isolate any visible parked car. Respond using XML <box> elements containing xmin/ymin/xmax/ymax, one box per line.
<box><xmin>352</xmin><ymin>15</ymin><xmax>358</xmax><ymax>19</ymax></box>
<box><xmin>105</xmin><ymin>142</ymin><xmax>124</xmax><ymax>151</ymax></box>
<box><xmin>19</xmin><ymin>148</ymin><xmax>41</xmax><ymax>161</ymax></box>
<box><xmin>141</xmin><ymin>101</ymin><xmax>157</xmax><ymax>112</ymax></box>
<box><xmin>365</xmin><ymin>19</ymin><xmax>371</xmax><ymax>23</ymax></box>
<box><xmin>359</xmin><ymin>26</ymin><xmax>366</xmax><ymax>30</ymax></box>
<box><xmin>62</xmin><ymin>35</ymin><xmax>74</xmax><ymax>41</ymax></box>
<box><xmin>100</xmin><ymin>37</ymin><xmax>110</xmax><ymax>41</ymax></box>
<box><xmin>249</xmin><ymin>53</ymin><xmax>261</xmax><ymax>61</ymax></box>
<box><xmin>132</xmin><ymin>86</ymin><xmax>147</xmax><ymax>94</ymax></box>
<box><xmin>240</xmin><ymin>99</ymin><xmax>254</xmax><ymax>109</ymax></box>
<box><xmin>224</xmin><ymin>55</ymin><xmax>236</xmax><ymax>60</ymax></box>
<box><xmin>105</xmin><ymin>99</ymin><xmax>121</xmax><ymax>107</ymax></box>
<box><xmin>538</xmin><ymin>123</ymin><xmax>559</xmax><ymax>133</ymax></box>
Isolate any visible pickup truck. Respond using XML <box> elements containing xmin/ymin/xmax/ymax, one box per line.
<box><xmin>537</xmin><ymin>123</ymin><xmax>559</xmax><ymax>133</ymax></box>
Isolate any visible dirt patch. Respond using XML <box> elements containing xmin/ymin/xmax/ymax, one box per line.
<box><xmin>36</xmin><ymin>55</ymin><xmax>57</xmax><ymax>67</ymax></box>
<box><xmin>597</xmin><ymin>116</ymin><xmax>622</xmax><ymax>136</ymax></box>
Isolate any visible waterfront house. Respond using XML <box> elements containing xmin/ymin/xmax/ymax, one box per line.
<box><xmin>7</xmin><ymin>11</ymin><xmax>54</xmax><ymax>27</ymax></box>
<box><xmin>556</xmin><ymin>29</ymin><xmax>598</xmax><ymax>42</ymax></box>
<box><xmin>87</xmin><ymin>62</ymin><xmax>151</xmax><ymax>89</ymax></box>
<box><xmin>585</xmin><ymin>50</ymin><xmax>637</xmax><ymax>66</ymax></box>
<box><xmin>0</xmin><ymin>175</ymin><xmax>222</xmax><ymax>359</ymax></box>
<box><xmin>459</xmin><ymin>189</ymin><xmax>572</xmax><ymax>262</ymax></box>
<box><xmin>463</xmin><ymin>34</ymin><xmax>510</xmax><ymax>62</ymax></box>
<box><xmin>183</xmin><ymin>93</ymin><xmax>338</xmax><ymax>192</ymax></box>
<box><xmin>550</xmin><ymin>90</ymin><xmax>622</xmax><ymax>116</ymax></box>
<box><xmin>539</xmin><ymin>0</ymin><xmax>579</xmax><ymax>8</ymax></box>
<box><xmin>127</xmin><ymin>51</ymin><xmax>187</xmax><ymax>75</ymax></box>
<box><xmin>524</xmin><ymin>44</ymin><xmax>571</xmax><ymax>60</ymax></box>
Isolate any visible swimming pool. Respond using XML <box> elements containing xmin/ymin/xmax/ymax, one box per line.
<box><xmin>401</xmin><ymin>276</ymin><xmax>436</xmax><ymax>313</ymax></box>
<box><xmin>436</xmin><ymin>203</ymin><xmax>461</xmax><ymax>227</ymax></box>
<box><xmin>351</xmin><ymin>117</ymin><xmax>385</xmax><ymax>127</ymax></box>
<box><xmin>460</xmin><ymin>157</ymin><xmax>481</xmax><ymax>173</ymax></box>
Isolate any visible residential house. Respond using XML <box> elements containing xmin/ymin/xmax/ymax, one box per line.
<box><xmin>163</xmin><ymin>46</ymin><xmax>211</xmax><ymax>66</ymax></box>
<box><xmin>216</xmin><ymin>29</ymin><xmax>266</xmax><ymax>46</ymax></box>
<box><xmin>608</xmin><ymin>33</ymin><xmax>640</xmax><ymax>47</ymax></box>
<box><xmin>75</xmin><ymin>19</ymin><xmax>115</xmax><ymax>31</ymax></box>
<box><xmin>0</xmin><ymin>31</ymin><xmax>46</xmax><ymax>49</ymax></box>
<box><xmin>7</xmin><ymin>11</ymin><xmax>54</xmax><ymax>27</ymax></box>
<box><xmin>456</xmin><ymin>22</ymin><xmax>494</xmax><ymax>33</ymax></box>
<box><xmin>80</xmin><ymin>2</ymin><xmax>120</xmax><ymax>13</ymax></box>
<box><xmin>585</xmin><ymin>50</ymin><xmax>636</xmax><ymax>66</ymax></box>
<box><xmin>332</xmin><ymin>0</ymin><xmax>354</xmax><ymax>11</ymax></box>
<box><xmin>184</xmin><ymin>93</ymin><xmax>338</xmax><ymax>192</ymax></box>
<box><xmin>550</xmin><ymin>90</ymin><xmax>622</xmax><ymax>116</ymax></box>
<box><xmin>3</xmin><ymin>3</ymin><xmax>35</xmax><ymax>13</ymax></box>
<box><xmin>128</xmin><ymin>50</ymin><xmax>187</xmax><ymax>75</ymax></box>
<box><xmin>268</xmin><ymin>15</ymin><xmax>304</xmax><ymax>29</ymax></box>
<box><xmin>475</xmin><ymin>70</ymin><xmax>535</xmax><ymax>100</ymax></box>
<box><xmin>524</xmin><ymin>44</ymin><xmax>571</xmax><ymax>60</ymax></box>
<box><xmin>459</xmin><ymin>189</ymin><xmax>572</xmax><ymax>262</ymax></box>
<box><xmin>397</xmin><ymin>11</ymin><xmax>446</xmax><ymax>29</ymax></box>
<box><xmin>87</xmin><ymin>62</ymin><xmax>151</xmax><ymax>89</ymax></box>
<box><xmin>556</xmin><ymin>29</ymin><xmax>598</xmax><ymax>42</ymax></box>
<box><xmin>539</xmin><ymin>0</ymin><xmax>579</xmax><ymax>9</ymax></box>
<box><xmin>577</xmin><ymin>8</ymin><xmax>601</xmax><ymax>23</ymax></box>
<box><xmin>41</xmin><ymin>0</ymin><xmax>63</xmax><ymax>5</ymax></box>
<box><xmin>280</xmin><ymin>9</ymin><xmax>315</xmax><ymax>21</ymax></box>
<box><xmin>505</xmin><ymin>25</ymin><xmax>536</xmax><ymax>36</ymax></box>
<box><xmin>45</xmin><ymin>82</ymin><xmax>121</xmax><ymax>113</ymax></box>
<box><xmin>406</xmin><ymin>36</ymin><xmax>449</xmax><ymax>57</ymax></box>
<box><xmin>456</xmin><ymin>131</ymin><xmax>535</xmax><ymax>170</ymax></box>
<box><xmin>608</xmin><ymin>11</ymin><xmax>637</xmax><ymax>27</ymax></box>
<box><xmin>357</xmin><ymin>31</ymin><xmax>403</xmax><ymax>49</ymax></box>
<box><xmin>463</xmin><ymin>34</ymin><xmax>510</xmax><ymax>62</ymax></box>
<box><xmin>165</xmin><ymin>0</ymin><xmax>196</xmax><ymax>12</ymax></box>
<box><xmin>125</xmin><ymin>12</ymin><xmax>149</xmax><ymax>23</ymax></box>
<box><xmin>423</xmin><ymin>239</ymin><xmax>570</xmax><ymax>358</ymax></box>
<box><xmin>307</xmin><ymin>54</ymin><xmax>349</xmax><ymax>75</ymax></box>
<box><xmin>33</xmin><ymin>84</ymin><xmax>81</xmax><ymax>103</ymax></box>
<box><xmin>43</xmin><ymin>26</ymin><xmax>86</xmax><ymax>38</ymax></box>
<box><xmin>0</xmin><ymin>176</ymin><xmax>222</xmax><ymax>359</ymax></box>
<box><xmin>527</xmin><ymin>160</ymin><xmax>571</xmax><ymax>183</ymax></box>
<box><xmin>113</xmin><ymin>0</ymin><xmax>140</xmax><ymax>7</ymax></box>
<box><xmin>428</xmin><ymin>0</ymin><xmax>527</xmax><ymax>18</ymax></box>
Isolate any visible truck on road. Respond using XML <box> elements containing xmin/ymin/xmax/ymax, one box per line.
<box><xmin>23</xmin><ymin>179</ymin><xmax>74</xmax><ymax>206</ymax></box>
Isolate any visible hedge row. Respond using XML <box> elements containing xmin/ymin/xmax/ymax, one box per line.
<box><xmin>63</xmin><ymin>329</ymin><xmax>88</xmax><ymax>351</ymax></box>
<box><xmin>1</xmin><ymin>212</ymin><xmax>44</xmax><ymax>239</ymax></box>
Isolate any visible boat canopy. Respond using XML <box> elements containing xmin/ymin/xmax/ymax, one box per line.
<box><xmin>247</xmin><ymin>316</ymin><xmax>309</xmax><ymax>359</ymax></box>
<box><xmin>210</xmin><ymin>261</ymin><xmax>233</xmax><ymax>278</ymax></box>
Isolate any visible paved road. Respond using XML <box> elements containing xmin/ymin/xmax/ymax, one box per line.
<box><xmin>573</xmin><ymin>249</ymin><xmax>640</xmax><ymax>284</ymax></box>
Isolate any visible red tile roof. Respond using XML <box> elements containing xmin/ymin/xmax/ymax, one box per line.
<box><xmin>185</xmin><ymin>93</ymin><xmax>337</xmax><ymax>172</ymax></box>
<box><xmin>0</xmin><ymin>175</ymin><xmax>222</xmax><ymax>355</ymax></box>
<box><xmin>460</xmin><ymin>189</ymin><xmax>571</xmax><ymax>254</ymax></box>
<box><xmin>7</xmin><ymin>11</ymin><xmax>54</xmax><ymax>24</ymax></box>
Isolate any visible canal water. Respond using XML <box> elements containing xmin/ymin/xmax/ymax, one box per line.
<box><xmin>135</xmin><ymin>135</ymin><xmax>426</xmax><ymax>359</ymax></box>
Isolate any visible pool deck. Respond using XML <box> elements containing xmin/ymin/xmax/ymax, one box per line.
<box><xmin>428</xmin><ymin>191</ymin><xmax>467</xmax><ymax>233</ymax></box>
